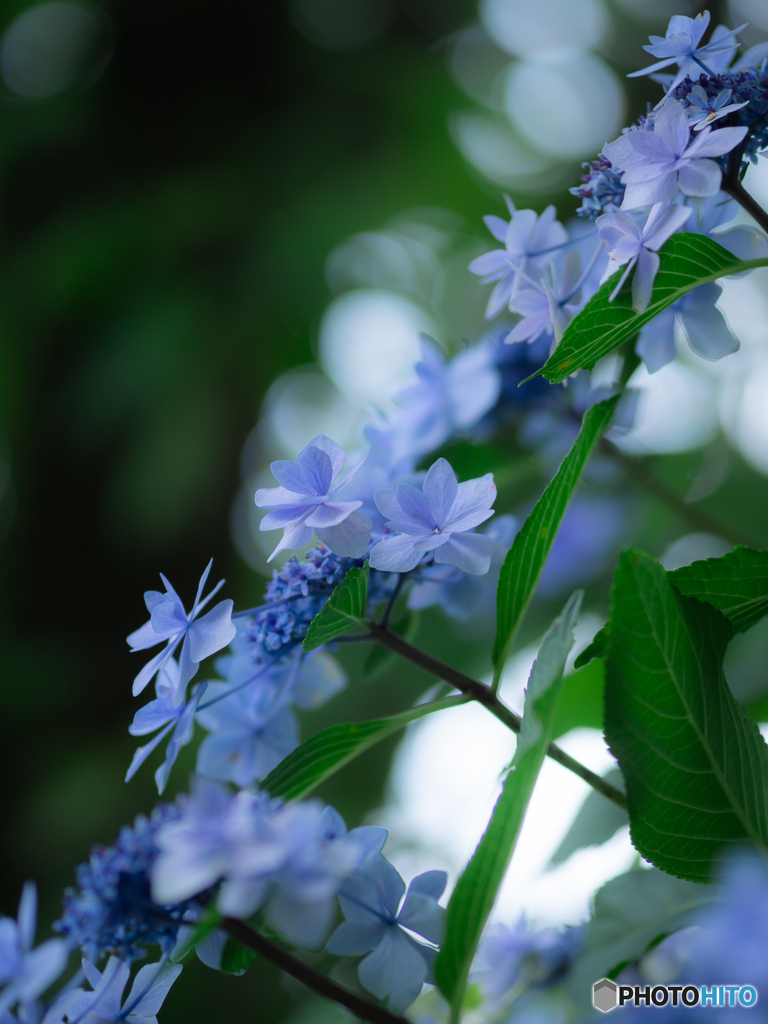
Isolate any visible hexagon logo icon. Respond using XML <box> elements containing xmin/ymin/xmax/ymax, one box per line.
<box><xmin>593</xmin><ymin>978</ymin><xmax>618</xmax><ymax>1013</ymax></box>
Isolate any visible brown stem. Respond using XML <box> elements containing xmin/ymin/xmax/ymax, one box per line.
<box><xmin>602</xmin><ymin>440</ymin><xmax>758</xmax><ymax>549</ymax></box>
<box><xmin>221</xmin><ymin>918</ymin><xmax>410</xmax><ymax>1024</ymax></box>
<box><xmin>721</xmin><ymin>177</ymin><xmax>768</xmax><ymax>236</ymax></box>
<box><xmin>367</xmin><ymin>623</ymin><xmax>628</xmax><ymax>810</ymax></box>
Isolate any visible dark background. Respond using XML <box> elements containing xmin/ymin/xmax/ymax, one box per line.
<box><xmin>0</xmin><ymin>1</ymin><xmax>754</xmax><ymax>1021</ymax></box>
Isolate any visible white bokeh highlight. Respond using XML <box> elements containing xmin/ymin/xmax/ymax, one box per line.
<box><xmin>374</xmin><ymin>645</ymin><xmax>636</xmax><ymax>928</ymax></box>
<box><xmin>503</xmin><ymin>53</ymin><xmax>624</xmax><ymax>159</ymax></box>
<box><xmin>319</xmin><ymin>289</ymin><xmax>434</xmax><ymax>409</ymax></box>
<box><xmin>480</xmin><ymin>0</ymin><xmax>608</xmax><ymax>58</ymax></box>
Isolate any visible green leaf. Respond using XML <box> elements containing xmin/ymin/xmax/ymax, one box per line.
<box><xmin>567</xmin><ymin>868</ymin><xmax>712</xmax><ymax>1004</ymax></box>
<box><xmin>540</xmin><ymin>234</ymin><xmax>768</xmax><ymax>384</ymax></box>
<box><xmin>551</xmin><ymin>658</ymin><xmax>605</xmax><ymax>739</ymax></box>
<box><xmin>668</xmin><ymin>546</ymin><xmax>768</xmax><ymax>634</ymax></box>
<box><xmin>169</xmin><ymin>905</ymin><xmax>223</xmax><ymax>963</ymax></box>
<box><xmin>261</xmin><ymin>695</ymin><xmax>467</xmax><ymax>801</ymax></box>
<box><xmin>303</xmin><ymin>564</ymin><xmax>369</xmax><ymax>652</ymax></box>
<box><xmin>221</xmin><ymin>938</ymin><xmax>256</xmax><ymax>975</ymax></box>
<box><xmin>362</xmin><ymin>611</ymin><xmax>419</xmax><ymax>681</ymax></box>
<box><xmin>573</xmin><ymin>624</ymin><xmax>609</xmax><ymax>669</ymax></box>
<box><xmin>492</xmin><ymin>396</ymin><xmax>619</xmax><ymax>682</ymax></box>
<box><xmin>548</xmin><ymin>768</ymin><xmax>627</xmax><ymax>867</ymax></box>
<box><xmin>605</xmin><ymin>549</ymin><xmax>768</xmax><ymax>882</ymax></box>
<box><xmin>436</xmin><ymin>591</ymin><xmax>582</xmax><ymax>1017</ymax></box>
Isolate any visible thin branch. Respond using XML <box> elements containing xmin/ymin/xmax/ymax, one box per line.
<box><xmin>221</xmin><ymin>917</ymin><xmax>410</xmax><ymax>1024</ymax></box>
<box><xmin>721</xmin><ymin>175</ymin><xmax>768</xmax><ymax>235</ymax></box>
<box><xmin>602</xmin><ymin>440</ymin><xmax>758</xmax><ymax>549</ymax></box>
<box><xmin>381</xmin><ymin>573</ymin><xmax>407</xmax><ymax>629</ymax></box>
<box><xmin>367</xmin><ymin>623</ymin><xmax>628</xmax><ymax>810</ymax></box>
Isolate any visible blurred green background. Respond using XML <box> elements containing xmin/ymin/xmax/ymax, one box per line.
<box><xmin>2</xmin><ymin>0</ymin><xmax>766</xmax><ymax>1020</ymax></box>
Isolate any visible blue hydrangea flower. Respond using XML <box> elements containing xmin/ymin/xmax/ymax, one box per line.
<box><xmin>151</xmin><ymin>778</ymin><xmax>386</xmax><ymax>950</ymax></box>
<box><xmin>474</xmin><ymin>918</ymin><xmax>584</xmax><ymax>1005</ymax></box>
<box><xmin>0</xmin><ymin>884</ymin><xmax>68</xmax><ymax>1019</ymax></box>
<box><xmin>369</xmin><ymin>458</ymin><xmax>496</xmax><ymax>574</ymax></box>
<box><xmin>506</xmin><ymin>250</ymin><xmax>585</xmax><ymax>345</ymax></box>
<box><xmin>56</xmin><ymin>805</ymin><xmax>198</xmax><ymax>964</ymax></box>
<box><xmin>43</xmin><ymin>956</ymin><xmax>182</xmax><ymax>1024</ymax></box>
<box><xmin>627</xmin><ymin>13</ymin><xmax>746</xmax><ymax>92</ymax></box>
<box><xmin>127</xmin><ymin>561</ymin><xmax>236</xmax><ymax>705</ymax></box>
<box><xmin>468</xmin><ymin>200</ymin><xmax>568</xmax><ymax>319</ymax></box>
<box><xmin>603</xmin><ymin>100</ymin><xmax>748</xmax><ymax>209</ymax></box>
<box><xmin>407</xmin><ymin>515</ymin><xmax>518</xmax><ymax>621</ymax></box>
<box><xmin>382</xmin><ymin>336</ymin><xmax>501</xmax><ymax>463</ymax></box>
<box><xmin>597</xmin><ymin>202</ymin><xmax>693</xmax><ymax>313</ymax></box>
<box><xmin>126</xmin><ymin>659</ymin><xmax>208</xmax><ymax>795</ymax></box>
<box><xmin>635</xmin><ymin>281</ymin><xmax>738</xmax><ymax>372</ymax></box>
<box><xmin>686</xmin><ymin>85</ymin><xmax>748</xmax><ymax>129</ymax></box>
<box><xmin>195</xmin><ymin>676</ymin><xmax>298</xmax><ymax>788</ymax></box>
<box><xmin>326</xmin><ymin>854</ymin><xmax>447</xmax><ymax>1014</ymax></box>
<box><xmin>254</xmin><ymin>434</ymin><xmax>372</xmax><ymax>561</ymax></box>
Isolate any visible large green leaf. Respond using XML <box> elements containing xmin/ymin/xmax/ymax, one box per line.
<box><xmin>492</xmin><ymin>396</ymin><xmax>618</xmax><ymax>683</ymax></box>
<box><xmin>567</xmin><ymin>868</ymin><xmax>711</xmax><ymax>1004</ymax></box>
<box><xmin>540</xmin><ymin>234</ymin><xmax>768</xmax><ymax>384</ymax></box>
<box><xmin>436</xmin><ymin>592</ymin><xmax>582</xmax><ymax>1018</ymax></box>
<box><xmin>548</xmin><ymin>768</ymin><xmax>627</xmax><ymax>867</ymax></box>
<box><xmin>261</xmin><ymin>695</ymin><xmax>467</xmax><ymax>801</ymax></box>
<box><xmin>669</xmin><ymin>546</ymin><xmax>768</xmax><ymax>634</ymax></box>
<box><xmin>303</xmin><ymin>564</ymin><xmax>369</xmax><ymax>652</ymax></box>
<box><xmin>605</xmin><ymin>549</ymin><xmax>768</xmax><ymax>882</ymax></box>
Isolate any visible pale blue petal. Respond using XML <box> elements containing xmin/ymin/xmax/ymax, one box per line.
<box><xmin>315</xmin><ymin>511</ymin><xmax>372</xmax><ymax>558</ymax></box>
<box><xmin>679</xmin><ymin>298</ymin><xmax>738</xmax><ymax>362</ymax></box>
<box><xmin>266</xmin><ymin>892</ymin><xmax>336</xmax><ymax>950</ymax></box>
<box><xmin>260</xmin><ymin>505</ymin><xmax>314</xmax><ymax>531</ymax></box>
<box><xmin>434</xmin><ymin>532</ymin><xmax>496</xmax><ymax>575</ymax></box>
<box><xmin>305</xmin><ymin>501</ymin><xmax>362</xmax><ymax>529</ymax></box>
<box><xmin>125</xmin><ymin>722</ymin><xmax>175</xmax><ymax>783</ymax></box>
<box><xmin>446</xmin><ymin>474</ymin><xmax>496</xmax><ymax>525</ymax></box>
<box><xmin>270</xmin><ymin>460</ymin><xmax>310</xmax><ymax>494</ymax></box>
<box><xmin>406</xmin><ymin>870</ymin><xmax>447</xmax><ymax>901</ymax></box>
<box><xmin>368</xmin><ymin>535</ymin><xmax>422</xmax><ymax>573</ymax></box>
<box><xmin>636</xmin><ymin>307</ymin><xmax>677</xmax><ymax>374</ymax></box>
<box><xmin>340</xmin><ymin>855</ymin><xmax>404</xmax><ymax>921</ymax></box>
<box><xmin>373</xmin><ymin>488</ymin><xmax>401</xmax><ymax>521</ymax></box>
<box><xmin>326</xmin><ymin>921</ymin><xmax>384</xmax><ymax>956</ymax></box>
<box><xmin>304</xmin><ymin>434</ymin><xmax>346</xmax><ymax>480</ymax></box>
<box><xmin>195</xmin><ymin>930</ymin><xmax>226</xmax><ymax>971</ymax></box>
<box><xmin>16</xmin><ymin>885</ymin><xmax>35</xmax><ymax>955</ymax></box>
<box><xmin>129</xmin><ymin>698</ymin><xmax>177</xmax><ymax>737</ymax></box>
<box><xmin>632</xmin><ymin>248</ymin><xmax>660</xmax><ymax>314</ymax></box>
<box><xmin>395</xmin><ymin>483</ymin><xmax>433</xmax><ymax>528</ymax></box>
<box><xmin>296</xmin><ymin>445</ymin><xmax>334</xmax><ymax>496</ymax></box>
<box><xmin>188</xmin><ymin>600</ymin><xmax>236</xmax><ymax>664</ymax></box>
<box><xmin>132</xmin><ymin>638</ymin><xmax>181</xmax><ymax>698</ymax></box>
<box><xmin>357</xmin><ymin>928</ymin><xmax>429</xmax><ymax>1014</ymax></box>
<box><xmin>423</xmin><ymin>459</ymin><xmax>458</xmax><ymax>528</ymax></box>
<box><xmin>125</xmin><ymin>963</ymin><xmax>182</xmax><ymax>1017</ymax></box>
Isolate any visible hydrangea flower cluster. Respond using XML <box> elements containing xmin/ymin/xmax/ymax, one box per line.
<box><xmin>55</xmin><ymin>804</ymin><xmax>198</xmax><ymax>964</ymax></box>
<box><xmin>17</xmin><ymin>12</ymin><xmax>768</xmax><ymax>1024</ymax></box>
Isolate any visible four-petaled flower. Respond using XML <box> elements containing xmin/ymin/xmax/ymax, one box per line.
<box><xmin>0</xmin><ymin>883</ymin><xmax>68</xmax><ymax>1019</ymax></box>
<box><xmin>327</xmin><ymin>854</ymin><xmax>447</xmax><ymax>1014</ymax></box>
<box><xmin>505</xmin><ymin>250</ymin><xmax>585</xmax><ymax>345</ymax></box>
<box><xmin>369</xmin><ymin>458</ymin><xmax>496</xmax><ymax>575</ymax></box>
<box><xmin>468</xmin><ymin>200</ymin><xmax>568</xmax><ymax>319</ymax></box>
<box><xmin>685</xmin><ymin>85</ymin><xmax>748</xmax><ymax>130</ymax></box>
<box><xmin>627</xmin><ymin>12</ymin><xmax>746</xmax><ymax>92</ymax></box>
<box><xmin>603</xmin><ymin>98</ymin><xmax>748</xmax><ymax>209</ymax></box>
<box><xmin>254</xmin><ymin>434</ymin><xmax>372</xmax><ymax>562</ymax></box>
<box><xmin>597</xmin><ymin>201</ymin><xmax>693</xmax><ymax>312</ymax></box>
<box><xmin>127</xmin><ymin>561</ymin><xmax>236</xmax><ymax>706</ymax></box>
<box><xmin>43</xmin><ymin>956</ymin><xmax>182</xmax><ymax>1024</ymax></box>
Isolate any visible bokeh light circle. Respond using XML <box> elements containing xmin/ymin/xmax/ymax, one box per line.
<box><xmin>504</xmin><ymin>53</ymin><xmax>624</xmax><ymax>159</ymax></box>
<box><xmin>1</xmin><ymin>1</ymin><xmax>111</xmax><ymax>98</ymax></box>
<box><xmin>480</xmin><ymin>0</ymin><xmax>608</xmax><ymax>58</ymax></box>
<box><xmin>319</xmin><ymin>289</ymin><xmax>434</xmax><ymax>408</ymax></box>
